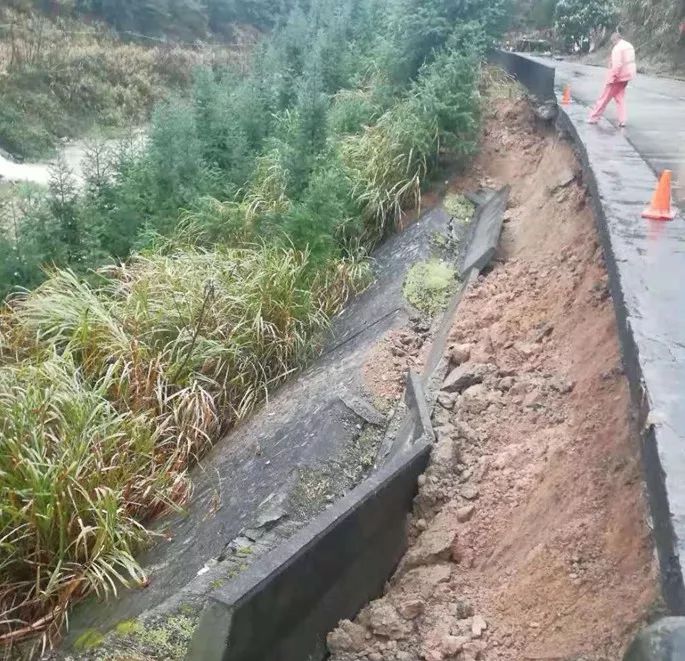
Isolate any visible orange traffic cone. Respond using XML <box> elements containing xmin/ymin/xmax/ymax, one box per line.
<box><xmin>642</xmin><ymin>170</ymin><xmax>676</xmax><ymax>221</ymax></box>
<box><xmin>561</xmin><ymin>85</ymin><xmax>571</xmax><ymax>105</ymax></box>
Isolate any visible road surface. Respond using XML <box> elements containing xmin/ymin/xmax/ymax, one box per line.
<box><xmin>530</xmin><ymin>56</ymin><xmax>685</xmax><ymax>206</ymax></box>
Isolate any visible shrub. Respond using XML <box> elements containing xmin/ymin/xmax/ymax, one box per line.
<box><xmin>329</xmin><ymin>88</ymin><xmax>381</xmax><ymax>136</ymax></box>
<box><xmin>554</xmin><ymin>0</ymin><xmax>618</xmax><ymax>51</ymax></box>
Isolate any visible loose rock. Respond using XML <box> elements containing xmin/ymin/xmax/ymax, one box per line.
<box><xmin>461</xmin><ymin>487</ymin><xmax>479</xmax><ymax>501</ymax></box>
<box><xmin>455</xmin><ymin>600</ymin><xmax>474</xmax><ymax>619</ymax></box>
<box><xmin>471</xmin><ymin>615</ymin><xmax>487</xmax><ymax>638</ymax></box>
<box><xmin>398</xmin><ymin>599</ymin><xmax>425</xmax><ymax>620</ymax></box>
<box><xmin>367</xmin><ymin>601</ymin><xmax>412</xmax><ymax>640</ymax></box>
<box><xmin>456</xmin><ymin>504</ymin><xmax>476</xmax><ymax>522</ymax></box>
<box><xmin>460</xmin><ymin>384</ymin><xmax>490</xmax><ymax>414</ymax></box>
<box><xmin>442</xmin><ymin>363</ymin><xmax>492</xmax><ymax>394</ymax></box>
<box><xmin>327</xmin><ymin>620</ymin><xmax>368</xmax><ymax>654</ymax></box>
<box><xmin>449</xmin><ymin>344</ymin><xmax>472</xmax><ymax>366</ymax></box>
<box><xmin>404</xmin><ymin>509</ymin><xmax>459</xmax><ymax>568</ymax></box>
<box><xmin>441</xmin><ymin>634</ymin><xmax>468</xmax><ymax>656</ymax></box>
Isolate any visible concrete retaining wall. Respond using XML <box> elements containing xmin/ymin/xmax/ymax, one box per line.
<box><xmin>186</xmin><ymin>160</ymin><xmax>509</xmax><ymax>661</ymax></box>
<box><xmin>489</xmin><ymin>50</ymin><xmax>555</xmax><ymax>101</ymax></box>
<box><xmin>556</xmin><ymin>106</ymin><xmax>685</xmax><ymax>614</ymax></box>
<box><xmin>187</xmin><ymin>438</ymin><xmax>431</xmax><ymax>661</ymax></box>
<box><xmin>422</xmin><ymin>186</ymin><xmax>510</xmax><ymax>390</ymax></box>
<box><xmin>376</xmin><ymin>369</ymin><xmax>436</xmax><ymax>463</ymax></box>
<box><xmin>186</xmin><ymin>372</ymin><xmax>437</xmax><ymax>661</ymax></box>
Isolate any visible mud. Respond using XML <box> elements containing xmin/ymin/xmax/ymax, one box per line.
<box><xmin>328</xmin><ymin>97</ymin><xmax>658</xmax><ymax>661</ymax></box>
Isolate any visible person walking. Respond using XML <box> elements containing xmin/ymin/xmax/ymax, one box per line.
<box><xmin>588</xmin><ymin>30</ymin><xmax>637</xmax><ymax>127</ymax></box>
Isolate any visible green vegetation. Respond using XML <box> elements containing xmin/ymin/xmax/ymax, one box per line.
<box><xmin>0</xmin><ymin>6</ymin><xmax>248</xmax><ymax>159</ymax></box>
<box><xmin>18</xmin><ymin>0</ymin><xmax>295</xmax><ymax>38</ymax></box>
<box><xmin>0</xmin><ymin>0</ymin><xmax>508</xmax><ymax>650</ymax></box>
<box><xmin>621</xmin><ymin>0</ymin><xmax>684</xmax><ymax>61</ymax></box>
<box><xmin>403</xmin><ymin>259</ymin><xmax>457</xmax><ymax>315</ymax></box>
<box><xmin>115</xmin><ymin>620</ymin><xmax>142</xmax><ymax>636</ymax></box>
<box><xmin>111</xmin><ymin>612</ymin><xmax>197</xmax><ymax>660</ymax></box>
<box><xmin>554</xmin><ymin>0</ymin><xmax>617</xmax><ymax>51</ymax></box>
<box><xmin>516</xmin><ymin>0</ymin><xmax>682</xmax><ymax>62</ymax></box>
<box><xmin>444</xmin><ymin>193</ymin><xmax>476</xmax><ymax>223</ymax></box>
<box><xmin>73</xmin><ymin>629</ymin><xmax>105</xmax><ymax>651</ymax></box>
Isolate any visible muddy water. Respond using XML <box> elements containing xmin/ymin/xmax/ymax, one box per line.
<box><xmin>0</xmin><ymin>130</ymin><xmax>146</xmax><ymax>188</ymax></box>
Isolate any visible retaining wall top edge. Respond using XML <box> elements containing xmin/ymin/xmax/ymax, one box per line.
<box><xmin>208</xmin><ymin>436</ymin><xmax>432</xmax><ymax>609</ymax></box>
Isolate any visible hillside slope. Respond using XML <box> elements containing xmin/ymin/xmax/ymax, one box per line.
<box><xmin>620</xmin><ymin>0</ymin><xmax>684</xmax><ymax>71</ymax></box>
<box><xmin>0</xmin><ymin>5</ymin><xmax>256</xmax><ymax>159</ymax></box>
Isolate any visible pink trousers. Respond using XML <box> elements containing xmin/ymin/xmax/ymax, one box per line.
<box><xmin>589</xmin><ymin>81</ymin><xmax>629</xmax><ymax>125</ymax></box>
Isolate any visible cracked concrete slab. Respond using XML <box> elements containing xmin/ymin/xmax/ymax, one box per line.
<box><xmin>339</xmin><ymin>391</ymin><xmax>387</xmax><ymax>426</ymax></box>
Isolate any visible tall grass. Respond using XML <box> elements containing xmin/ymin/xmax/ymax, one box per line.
<box><xmin>0</xmin><ymin>244</ymin><xmax>370</xmax><ymax>649</ymax></box>
<box><xmin>340</xmin><ymin>47</ymin><xmax>482</xmax><ymax>240</ymax></box>
<box><xmin>0</xmin><ymin>352</ymin><xmax>161</xmax><ymax>649</ymax></box>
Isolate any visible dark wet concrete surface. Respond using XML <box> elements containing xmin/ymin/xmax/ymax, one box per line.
<box><xmin>528</xmin><ymin>56</ymin><xmax>685</xmax><ymax>206</ymax></box>
<box><xmin>65</xmin><ymin>207</ymin><xmax>457</xmax><ymax>640</ymax></box>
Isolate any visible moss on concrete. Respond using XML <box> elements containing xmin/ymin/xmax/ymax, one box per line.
<box><xmin>403</xmin><ymin>260</ymin><xmax>457</xmax><ymax>315</ymax></box>
<box><xmin>443</xmin><ymin>193</ymin><xmax>475</xmax><ymax>223</ymax></box>
<box><xmin>114</xmin><ymin>619</ymin><xmax>141</xmax><ymax>636</ymax></box>
<box><xmin>124</xmin><ymin>613</ymin><xmax>197</xmax><ymax>660</ymax></box>
<box><xmin>67</xmin><ymin>608</ymin><xmax>200</xmax><ymax>660</ymax></box>
<box><xmin>290</xmin><ymin>424</ymin><xmax>383</xmax><ymax>518</ymax></box>
<box><xmin>73</xmin><ymin>628</ymin><xmax>104</xmax><ymax>651</ymax></box>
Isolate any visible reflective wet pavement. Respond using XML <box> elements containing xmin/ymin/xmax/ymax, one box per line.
<box><xmin>529</xmin><ymin>56</ymin><xmax>685</xmax><ymax>206</ymax></box>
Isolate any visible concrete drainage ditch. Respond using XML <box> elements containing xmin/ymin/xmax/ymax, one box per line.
<box><xmin>185</xmin><ymin>189</ymin><xmax>509</xmax><ymax>661</ymax></box>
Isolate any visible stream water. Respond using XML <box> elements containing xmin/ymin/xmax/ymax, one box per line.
<box><xmin>0</xmin><ymin>130</ymin><xmax>146</xmax><ymax>188</ymax></box>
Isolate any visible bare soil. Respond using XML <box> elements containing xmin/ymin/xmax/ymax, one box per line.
<box><xmin>363</xmin><ymin>326</ymin><xmax>428</xmax><ymax>404</ymax></box>
<box><xmin>328</xmin><ymin>97</ymin><xmax>658</xmax><ymax>661</ymax></box>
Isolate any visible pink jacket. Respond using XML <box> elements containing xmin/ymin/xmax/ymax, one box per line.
<box><xmin>609</xmin><ymin>39</ymin><xmax>637</xmax><ymax>83</ymax></box>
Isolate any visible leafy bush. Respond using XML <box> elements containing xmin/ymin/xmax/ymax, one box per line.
<box><xmin>554</xmin><ymin>0</ymin><xmax>618</xmax><ymax>51</ymax></box>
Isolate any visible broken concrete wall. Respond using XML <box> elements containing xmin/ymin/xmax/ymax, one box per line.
<box><xmin>422</xmin><ymin>186</ymin><xmax>509</xmax><ymax>392</ymax></box>
<box><xmin>186</xmin><ymin>161</ymin><xmax>510</xmax><ymax>661</ymax></box>
<box><xmin>186</xmin><ymin>439</ymin><xmax>431</xmax><ymax>661</ymax></box>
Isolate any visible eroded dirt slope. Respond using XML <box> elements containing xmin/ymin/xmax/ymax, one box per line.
<box><xmin>328</xmin><ymin>98</ymin><xmax>658</xmax><ymax>661</ymax></box>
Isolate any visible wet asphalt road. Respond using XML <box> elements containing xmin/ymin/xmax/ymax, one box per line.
<box><xmin>529</xmin><ymin>56</ymin><xmax>685</xmax><ymax>206</ymax></box>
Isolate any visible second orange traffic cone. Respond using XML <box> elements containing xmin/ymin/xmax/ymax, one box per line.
<box><xmin>642</xmin><ymin>170</ymin><xmax>676</xmax><ymax>221</ymax></box>
<box><xmin>561</xmin><ymin>85</ymin><xmax>571</xmax><ymax>105</ymax></box>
